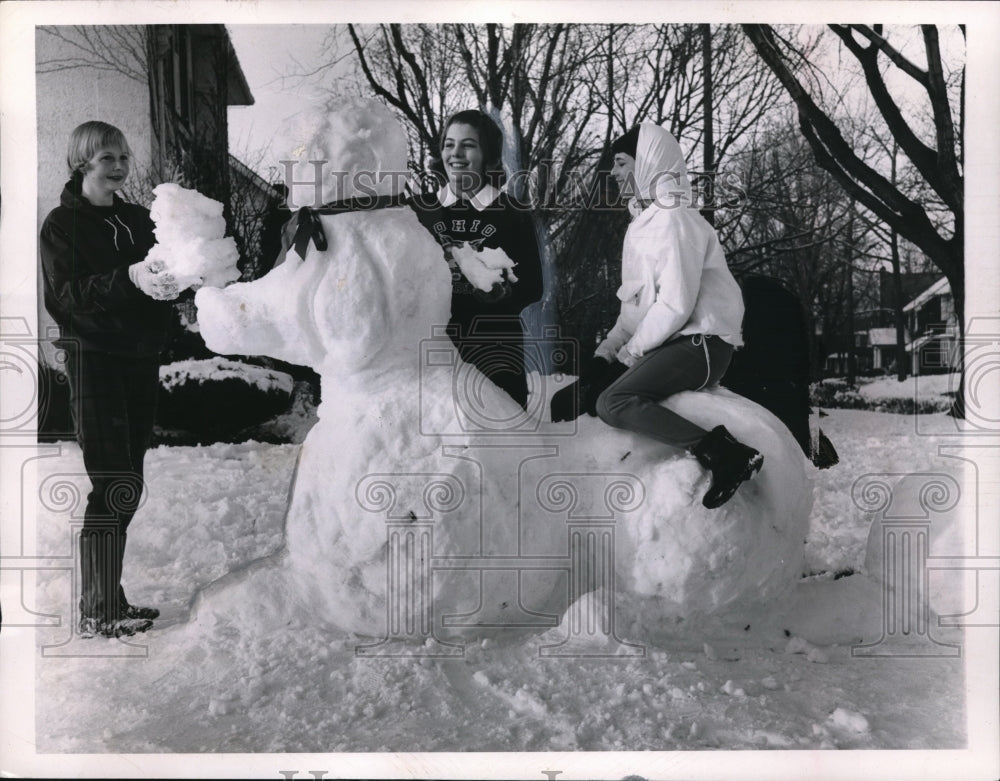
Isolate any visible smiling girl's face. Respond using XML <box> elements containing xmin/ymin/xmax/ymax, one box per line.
<box><xmin>441</xmin><ymin>122</ymin><xmax>486</xmax><ymax>197</ymax></box>
<box><xmin>81</xmin><ymin>146</ymin><xmax>130</xmax><ymax>205</ymax></box>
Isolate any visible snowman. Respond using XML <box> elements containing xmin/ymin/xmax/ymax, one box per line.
<box><xmin>192</xmin><ymin>98</ymin><xmax>813</xmax><ymax>643</ymax></box>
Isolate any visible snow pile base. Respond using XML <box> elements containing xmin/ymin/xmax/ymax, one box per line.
<box><xmin>147</xmin><ymin>183</ymin><xmax>240</xmax><ymax>290</ymax></box>
<box><xmin>192</xmin><ymin>98</ymin><xmax>812</xmax><ymax>641</ymax></box>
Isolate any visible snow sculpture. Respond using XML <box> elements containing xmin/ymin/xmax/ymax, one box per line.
<box><xmin>193</xmin><ymin>98</ymin><xmax>812</xmax><ymax>640</ymax></box>
<box><xmin>147</xmin><ymin>183</ymin><xmax>240</xmax><ymax>290</ymax></box>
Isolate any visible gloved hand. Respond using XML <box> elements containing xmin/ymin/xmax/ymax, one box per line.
<box><xmin>549</xmin><ymin>380</ymin><xmax>580</xmax><ymax>422</ymax></box>
<box><xmin>582</xmin><ymin>358</ymin><xmax>628</xmax><ymax>417</ymax></box>
<box><xmin>615</xmin><ymin>344</ymin><xmax>638</xmax><ymax>368</ymax></box>
<box><xmin>472</xmin><ymin>280</ymin><xmax>511</xmax><ymax>303</ymax></box>
<box><xmin>129</xmin><ymin>258</ymin><xmax>179</xmax><ymax>301</ymax></box>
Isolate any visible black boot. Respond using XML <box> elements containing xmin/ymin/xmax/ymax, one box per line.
<box><xmin>79</xmin><ymin>529</ymin><xmax>155</xmax><ymax>638</ymax></box>
<box><xmin>116</xmin><ymin>533</ymin><xmax>160</xmax><ymax>620</ymax></box>
<box><xmin>690</xmin><ymin>425</ymin><xmax>764</xmax><ymax>509</ymax></box>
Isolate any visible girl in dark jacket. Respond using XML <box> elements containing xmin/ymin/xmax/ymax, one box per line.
<box><xmin>40</xmin><ymin>121</ymin><xmax>178</xmax><ymax>638</ymax></box>
<box><xmin>409</xmin><ymin>110</ymin><xmax>544</xmax><ymax>410</ymax></box>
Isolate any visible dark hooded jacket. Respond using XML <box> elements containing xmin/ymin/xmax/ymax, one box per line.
<box><xmin>40</xmin><ymin>178</ymin><xmax>172</xmax><ymax>356</ymax></box>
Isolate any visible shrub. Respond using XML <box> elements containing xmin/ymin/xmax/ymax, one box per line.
<box><xmin>809</xmin><ymin>379</ymin><xmax>952</xmax><ymax>415</ymax></box>
<box><xmin>157</xmin><ymin>358</ymin><xmax>294</xmax><ymax>444</ymax></box>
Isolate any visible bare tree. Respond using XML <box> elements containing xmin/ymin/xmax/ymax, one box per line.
<box><xmin>743</xmin><ymin>24</ymin><xmax>964</xmax><ymax>351</ymax></box>
<box><xmin>329</xmin><ymin>23</ymin><xmax>792</xmax><ymax>358</ymax></box>
<box><xmin>37</xmin><ymin>25</ymin><xmax>148</xmax><ymax>82</ymax></box>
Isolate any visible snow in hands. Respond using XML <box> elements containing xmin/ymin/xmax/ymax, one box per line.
<box><xmin>146</xmin><ymin>183</ymin><xmax>240</xmax><ymax>290</ymax></box>
<box><xmin>451</xmin><ymin>242</ymin><xmax>519</xmax><ymax>292</ymax></box>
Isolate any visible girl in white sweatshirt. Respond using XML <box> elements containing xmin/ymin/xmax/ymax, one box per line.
<box><xmin>580</xmin><ymin>123</ymin><xmax>762</xmax><ymax>508</ymax></box>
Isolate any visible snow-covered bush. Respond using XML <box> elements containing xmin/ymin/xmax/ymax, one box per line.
<box><xmin>157</xmin><ymin>357</ymin><xmax>294</xmax><ymax>444</ymax></box>
<box><xmin>810</xmin><ymin>378</ymin><xmax>952</xmax><ymax>414</ymax></box>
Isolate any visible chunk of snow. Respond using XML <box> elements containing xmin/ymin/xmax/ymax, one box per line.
<box><xmin>279</xmin><ymin>97</ymin><xmax>409</xmax><ymax>206</ymax></box>
<box><xmin>148</xmin><ymin>183</ymin><xmax>240</xmax><ymax>290</ymax></box>
<box><xmin>451</xmin><ymin>243</ymin><xmax>518</xmax><ymax>292</ymax></box>
<box><xmin>721</xmin><ymin>680</ymin><xmax>745</xmax><ymax>697</ymax></box>
<box><xmin>828</xmin><ymin>707</ymin><xmax>871</xmax><ymax>733</ymax></box>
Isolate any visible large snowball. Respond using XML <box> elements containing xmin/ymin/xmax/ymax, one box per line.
<box><xmin>281</xmin><ymin>376</ymin><xmax>812</xmax><ymax>638</ymax></box>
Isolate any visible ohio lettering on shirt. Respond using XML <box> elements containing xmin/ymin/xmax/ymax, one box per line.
<box><xmin>431</xmin><ymin>217</ymin><xmax>499</xmax><ymax>295</ymax></box>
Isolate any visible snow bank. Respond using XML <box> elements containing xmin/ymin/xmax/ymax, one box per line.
<box><xmin>192</xmin><ymin>98</ymin><xmax>812</xmax><ymax>641</ymax></box>
<box><xmin>157</xmin><ymin>358</ymin><xmax>296</xmax><ymax>443</ymax></box>
<box><xmin>857</xmin><ymin>372</ymin><xmax>959</xmax><ymax>401</ymax></box>
<box><xmin>147</xmin><ymin>183</ymin><xmax>240</xmax><ymax>290</ymax></box>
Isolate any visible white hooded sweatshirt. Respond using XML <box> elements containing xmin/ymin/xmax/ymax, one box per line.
<box><xmin>595</xmin><ymin>123</ymin><xmax>744</xmax><ymax>366</ymax></box>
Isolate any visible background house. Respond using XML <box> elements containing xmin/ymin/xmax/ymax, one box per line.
<box><xmin>824</xmin><ymin>274</ymin><xmax>960</xmax><ymax>378</ymax></box>
<box><xmin>903</xmin><ymin>276</ymin><xmax>960</xmax><ymax>375</ymax></box>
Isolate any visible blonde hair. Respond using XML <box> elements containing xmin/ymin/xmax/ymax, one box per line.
<box><xmin>67</xmin><ymin>121</ymin><xmax>132</xmax><ymax>178</ymax></box>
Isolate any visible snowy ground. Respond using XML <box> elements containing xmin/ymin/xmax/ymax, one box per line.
<box><xmin>19</xmin><ymin>396</ymin><xmax>995</xmax><ymax>778</ymax></box>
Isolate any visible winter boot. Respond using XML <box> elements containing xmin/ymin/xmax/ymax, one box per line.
<box><xmin>690</xmin><ymin>425</ymin><xmax>764</xmax><ymax>509</ymax></box>
<box><xmin>79</xmin><ymin>528</ymin><xmax>116</xmax><ymax>628</ymax></box>
<box><xmin>116</xmin><ymin>533</ymin><xmax>160</xmax><ymax>620</ymax></box>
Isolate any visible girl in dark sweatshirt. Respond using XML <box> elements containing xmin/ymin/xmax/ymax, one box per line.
<box><xmin>409</xmin><ymin>110</ymin><xmax>543</xmax><ymax>410</ymax></box>
<box><xmin>40</xmin><ymin>121</ymin><xmax>178</xmax><ymax>638</ymax></box>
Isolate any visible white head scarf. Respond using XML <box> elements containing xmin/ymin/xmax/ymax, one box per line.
<box><xmin>630</xmin><ymin>123</ymin><xmax>693</xmax><ymax>216</ymax></box>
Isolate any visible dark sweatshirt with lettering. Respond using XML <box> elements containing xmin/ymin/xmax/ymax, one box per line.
<box><xmin>409</xmin><ymin>184</ymin><xmax>543</xmax><ymax>338</ymax></box>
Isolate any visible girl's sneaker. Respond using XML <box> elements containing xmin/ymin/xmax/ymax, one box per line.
<box><xmin>78</xmin><ymin>615</ymin><xmax>154</xmax><ymax>638</ymax></box>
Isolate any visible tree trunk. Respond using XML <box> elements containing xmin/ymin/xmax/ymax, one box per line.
<box><xmin>889</xmin><ymin>229</ymin><xmax>908</xmax><ymax>381</ymax></box>
<box><xmin>845</xmin><ymin>202</ymin><xmax>856</xmax><ymax>385</ymax></box>
<box><xmin>701</xmin><ymin>23</ymin><xmax>715</xmax><ymax>226</ymax></box>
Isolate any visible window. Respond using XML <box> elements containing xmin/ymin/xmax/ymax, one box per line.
<box><xmin>171</xmin><ymin>26</ymin><xmax>192</xmax><ymax>124</ymax></box>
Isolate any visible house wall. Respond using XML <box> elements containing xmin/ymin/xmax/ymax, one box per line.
<box><xmin>36</xmin><ymin>26</ymin><xmax>153</xmax><ymax>218</ymax></box>
<box><xmin>35</xmin><ymin>25</ymin><xmax>153</xmax><ymax>363</ymax></box>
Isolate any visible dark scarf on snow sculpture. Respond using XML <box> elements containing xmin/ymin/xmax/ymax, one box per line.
<box><xmin>289</xmin><ymin>193</ymin><xmax>416</xmax><ymax>258</ymax></box>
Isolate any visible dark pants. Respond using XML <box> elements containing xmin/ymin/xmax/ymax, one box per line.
<box><xmin>66</xmin><ymin>348</ymin><xmax>159</xmax><ymax>622</ymax></box>
<box><xmin>451</xmin><ymin>318</ymin><xmax>530</xmax><ymax>409</ymax></box>
<box><xmin>596</xmin><ymin>334</ymin><xmax>734</xmax><ymax>451</ymax></box>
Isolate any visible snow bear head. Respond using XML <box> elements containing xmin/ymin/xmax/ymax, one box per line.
<box><xmin>281</xmin><ymin>97</ymin><xmax>410</xmax><ymax>206</ymax></box>
<box><xmin>196</xmin><ymin>98</ymin><xmax>451</xmax><ymax>376</ymax></box>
